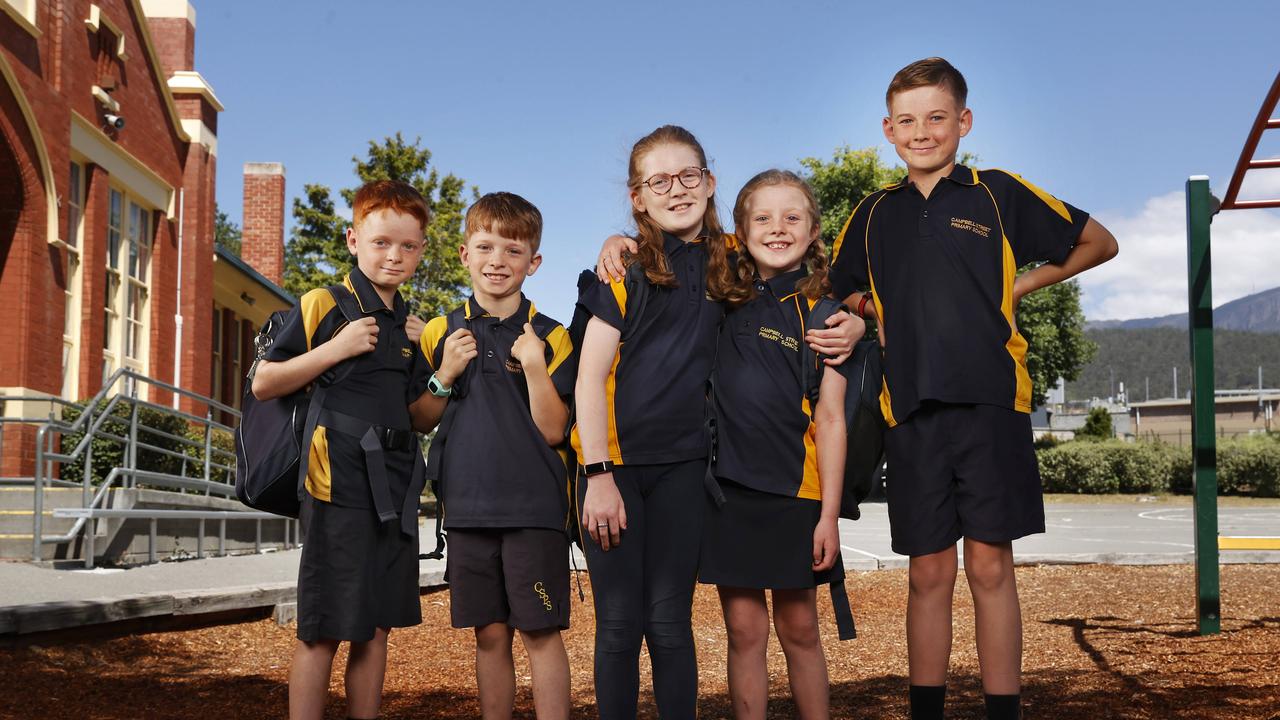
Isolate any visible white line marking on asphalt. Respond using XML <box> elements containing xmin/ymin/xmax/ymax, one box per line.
<box><xmin>841</xmin><ymin>545</ymin><xmax>884</xmax><ymax>560</ymax></box>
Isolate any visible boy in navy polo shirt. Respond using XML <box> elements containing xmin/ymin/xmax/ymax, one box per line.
<box><xmin>829</xmin><ymin>58</ymin><xmax>1119</xmax><ymax>720</ymax></box>
<box><xmin>411</xmin><ymin>192</ymin><xmax>574</xmax><ymax>720</ymax></box>
<box><xmin>252</xmin><ymin>180</ymin><xmax>431</xmax><ymax>720</ymax></box>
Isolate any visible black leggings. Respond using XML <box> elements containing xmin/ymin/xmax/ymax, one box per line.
<box><xmin>578</xmin><ymin>460</ymin><xmax>705</xmax><ymax>720</ymax></box>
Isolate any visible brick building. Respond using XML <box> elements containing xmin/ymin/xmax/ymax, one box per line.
<box><xmin>0</xmin><ymin>0</ymin><xmax>290</xmax><ymax>478</ymax></box>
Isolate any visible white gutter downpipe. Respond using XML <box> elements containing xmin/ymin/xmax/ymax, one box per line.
<box><xmin>172</xmin><ymin>188</ymin><xmax>185</xmax><ymax>409</ymax></box>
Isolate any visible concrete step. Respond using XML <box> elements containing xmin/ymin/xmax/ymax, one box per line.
<box><xmin>0</xmin><ymin>510</ymin><xmax>78</xmax><ymax>535</ymax></box>
<box><xmin>0</xmin><ymin>535</ymin><xmax>74</xmax><ymax>561</ymax></box>
<box><xmin>0</xmin><ymin>487</ymin><xmax>87</xmax><ymax>510</ymax></box>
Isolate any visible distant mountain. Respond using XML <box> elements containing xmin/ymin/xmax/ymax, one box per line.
<box><xmin>1086</xmin><ymin>286</ymin><xmax>1280</xmax><ymax>333</ymax></box>
<box><xmin>1066</xmin><ymin>327</ymin><xmax>1280</xmax><ymax>402</ymax></box>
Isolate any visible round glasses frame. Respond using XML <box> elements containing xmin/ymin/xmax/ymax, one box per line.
<box><xmin>640</xmin><ymin>167</ymin><xmax>708</xmax><ymax>195</ymax></box>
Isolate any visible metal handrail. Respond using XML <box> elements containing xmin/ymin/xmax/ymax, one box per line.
<box><xmin>30</xmin><ymin>368</ymin><xmax>259</xmax><ymax>562</ymax></box>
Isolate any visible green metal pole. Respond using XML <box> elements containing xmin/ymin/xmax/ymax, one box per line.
<box><xmin>1185</xmin><ymin>176</ymin><xmax>1220</xmax><ymax>636</ymax></box>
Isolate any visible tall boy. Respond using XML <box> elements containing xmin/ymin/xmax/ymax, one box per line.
<box><xmin>411</xmin><ymin>192</ymin><xmax>575</xmax><ymax>720</ymax></box>
<box><xmin>829</xmin><ymin>58</ymin><xmax>1119</xmax><ymax>720</ymax></box>
<box><xmin>252</xmin><ymin>180</ymin><xmax>430</xmax><ymax>720</ymax></box>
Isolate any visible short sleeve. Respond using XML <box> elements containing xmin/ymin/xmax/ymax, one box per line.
<box><xmin>828</xmin><ymin>193</ymin><xmax>876</xmax><ymax>300</ymax></box>
<box><xmin>544</xmin><ymin>323</ymin><xmax>576</xmax><ymax>399</ymax></box>
<box><xmin>576</xmin><ymin>272</ymin><xmax>628</xmax><ymax>333</ymax></box>
<box><xmin>418</xmin><ymin>315</ymin><xmax>450</xmax><ymax>371</ymax></box>
<box><xmin>988</xmin><ymin>170</ymin><xmax>1089</xmax><ymax>267</ymax></box>
<box><xmin>264</xmin><ymin>288</ymin><xmax>333</xmax><ymax>362</ymax></box>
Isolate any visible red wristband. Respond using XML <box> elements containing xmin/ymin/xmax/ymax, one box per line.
<box><xmin>856</xmin><ymin>294</ymin><xmax>871</xmax><ymax>318</ymax></box>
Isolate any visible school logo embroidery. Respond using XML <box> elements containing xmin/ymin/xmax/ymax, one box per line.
<box><xmin>533</xmin><ymin>581</ymin><xmax>553</xmax><ymax>612</ymax></box>
<box><xmin>505</xmin><ymin>358</ymin><xmax>524</xmax><ymax>374</ymax></box>
<box><xmin>950</xmin><ymin>217</ymin><xmax>992</xmax><ymax>238</ymax></box>
<box><xmin>401</xmin><ymin>346</ymin><xmax>413</xmax><ymax>358</ymax></box>
<box><xmin>758</xmin><ymin>326</ymin><xmax>799</xmax><ymax>352</ymax></box>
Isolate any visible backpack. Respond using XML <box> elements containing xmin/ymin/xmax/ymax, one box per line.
<box><xmin>421</xmin><ymin>304</ymin><xmax>570</xmax><ymax>560</ymax></box>
<box><xmin>234</xmin><ymin>284</ymin><xmax>363</xmax><ymax>518</ymax></box>
<box><xmin>799</xmin><ymin>298</ymin><xmax>887</xmax><ymax>523</ymax></box>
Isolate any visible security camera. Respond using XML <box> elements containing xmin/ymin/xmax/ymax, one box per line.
<box><xmin>104</xmin><ymin>113</ymin><xmax>125</xmax><ymax>130</ymax></box>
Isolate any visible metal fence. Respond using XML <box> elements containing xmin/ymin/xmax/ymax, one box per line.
<box><xmin>26</xmin><ymin>368</ymin><xmax>295</xmax><ymax>563</ymax></box>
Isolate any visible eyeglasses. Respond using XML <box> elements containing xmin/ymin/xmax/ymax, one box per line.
<box><xmin>640</xmin><ymin>167</ymin><xmax>708</xmax><ymax>195</ymax></box>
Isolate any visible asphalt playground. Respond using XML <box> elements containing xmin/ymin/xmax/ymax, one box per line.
<box><xmin>1</xmin><ymin>499</ymin><xmax>1277</xmax><ymax>637</ymax></box>
<box><xmin>837</xmin><ymin>500</ymin><xmax>1280</xmax><ymax>569</ymax></box>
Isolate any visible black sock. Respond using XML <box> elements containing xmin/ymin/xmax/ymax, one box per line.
<box><xmin>984</xmin><ymin>693</ymin><xmax>1021</xmax><ymax>720</ymax></box>
<box><xmin>909</xmin><ymin>684</ymin><xmax>946</xmax><ymax>720</ymax></box>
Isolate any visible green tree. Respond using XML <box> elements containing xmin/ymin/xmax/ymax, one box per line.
<box><xmin>800</xmin><ymin>146</ymin><xmax>901</xmax><ymax>244</ymax></box>
<box><xmin>1016</xmin><ymin>278</ymin><xmax>1097</xmax><ymax>406</ymax></box>
<box><xmin>799</xmin><ymin>145</ymin><xmax>1091</xmax><ymax>407</ymax></box>
<box><xmin>285</xmin><ymin>133</ymin><xmax>476</xmax><ymax>318</ymax></box>
<box><xmin>214</xmin><ymin>204</ymin><xmax>241</xmax><ymax>256</ymax></box>
<box><xmin>1076</xmin><ymin>406</ymin><xmax>1114</xmax><ymax>441</ymax></box>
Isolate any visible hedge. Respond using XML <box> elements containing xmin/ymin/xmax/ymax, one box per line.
<box><xmin>1037</xmin><ymin>435</ymin><xmax>1280</xmax><ymax>497</ymax></box>
<box><xmin>59</xmin><ymin>401</ymin><xmax>236</xmax><ymax>487</ymax></box>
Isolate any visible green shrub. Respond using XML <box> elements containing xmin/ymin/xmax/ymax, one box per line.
<box><xmin>60</xmin><ymin>400</ymin><xmax>192</xmax><ymax>485</ymax></box>
<box><xmin>1075</xmin><ymin>407</ymin><xmax>1114</xmax><ymax>441</ymax></box>
<box><xmin>180</xmin><ymin>425</ymin><xmax>236</xmax><ymax>485</ymax></box>
<box><xmin>1218</xmin><ymin>436</ymin><xmax>1280</xmax><ymax>497</ymax></box>
<box><xmin>1033</xmin><ymin>433</ymin><xmax>1063</xmax><ymax>451</ymax></box>
<box><xmin>1038</xmin><ymin>441</ymin><xmax>1119</xmax><ymax>493</ymax></box>
<box><xmin>1038</xmin><ymin>437</ymin><xmax>1280</xmax><ymax>497</ymax></box>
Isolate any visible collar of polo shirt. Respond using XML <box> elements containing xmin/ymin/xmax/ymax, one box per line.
<box><xmin>464</xmin><ymin>293</ymin><xmax>533</xmax><ymax>328</ymax></box>
<box><xmin>761</xmin><ymin>266</ymin><xmax>808</xmax><ymax>298</ymax></box>
<box><xmin>661</xmin><ymin>229</ymin><xmax>711</xmax><ymax>256</ymax></box>
<box><xmin>345</xmin><ymin>267</ymin><xmax>408</xmax><ymax>320</ymax></box>
<box><xmin>885</xmin><ymin>163</ymin><xmax>981</xmax><ymax>193</ymax></box>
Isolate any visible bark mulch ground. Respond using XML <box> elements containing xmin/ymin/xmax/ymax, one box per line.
<box><xmin>2</xmin><ymin>564</ymin><xmax>1277</xmax><ymax>719</ymax></box>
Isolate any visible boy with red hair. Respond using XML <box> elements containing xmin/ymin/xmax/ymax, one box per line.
<box><xmin>253</xmin><ymin>179</ymin><xmax>431</xmax><ymax>720</ymax></box>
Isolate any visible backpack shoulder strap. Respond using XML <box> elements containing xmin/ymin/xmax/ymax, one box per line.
<box><xmin>319</xmin><ymin>283</ymin><xmax>366</xmax><ymax>387</ymax></box>
<box><xmin>801</xmin><ymin>297</ymin><xmax>842</xmax><ymax>407</ymax></box>
<box><xmin>327</xmin><ymin>282</ymin><xmax>363</xmax><ymax>323</ymax></box>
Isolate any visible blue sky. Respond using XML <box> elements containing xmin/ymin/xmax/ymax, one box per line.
<box><xmin>196</xmin><ymin>0</ymin><xmax>1280</xmax><ymax>323</ymax></box>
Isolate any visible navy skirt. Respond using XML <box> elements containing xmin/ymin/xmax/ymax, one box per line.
<box><xmin>699</xmin><ymin>479</ymin><xmax>843</xmax><ymax>590</ymax></box>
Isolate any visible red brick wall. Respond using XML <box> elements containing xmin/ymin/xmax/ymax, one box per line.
<box><xmin>145</xmin><ymin>16</ymin><xmax>193</xmax><ymax>77</ymax></box>
<box><xmin>242</xmin><ymin>165</ymin><xmax>285</xmax><ymax>286</ymax></box>
<box><xmin>1</xmin><ymin>1</ymin><xmax>218</xmax><ymax>477</ymax></box>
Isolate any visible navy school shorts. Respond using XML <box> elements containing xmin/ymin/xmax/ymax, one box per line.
<box><xmin>296</xmin><ymin>492</ymin><xmax>422</xmax><ymax>643</ymax></box>
<box><xmin>883</xmin><ymin>402</ymin><xmax>1045</xmax><ymax>557</ymax></box>
<box><xmin>445</xmin><ymin>527</ymin><xmax>571</xmax><ymax>632</ymax></box>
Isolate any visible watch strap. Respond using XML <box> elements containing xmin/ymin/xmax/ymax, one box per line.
<box><xmin>581</xmin><ymin>460</ymin><xmax>615</xmax><ymax>477</ymax></box>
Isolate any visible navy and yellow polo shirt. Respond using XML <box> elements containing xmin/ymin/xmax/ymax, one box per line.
<box><xmin>265</xmin><ymin>268</ymin><xmax>425</xmax><ymax>508</ymax></box>
<box><xmin>570</xmin><ymin>231</ymin><xmax>723</xmax><ymax>466</ymax></box>
<box><xmin>419</xmin><ymin>295</ymin><xmax>574</xmax><ymax>530</ymax></box>
<box><xmin>829</xmin><ymin>165</ymin><xmax>1089</xmax><ymax>427</ymax></box>
<box><xmin>714</xmin><ymin>268</ymin><xmax>853</xmax><ymax>500</ymax></box>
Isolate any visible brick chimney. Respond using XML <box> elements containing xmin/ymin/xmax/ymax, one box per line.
<box><xmin>242</xmin><ymin>163</ymin><xmax>286</xmax><ymax>286</ymax></box>
<box><xmin>140</xmin><ymin>0</ymin><xmax>196</xmax><ymax>75</ymax></box>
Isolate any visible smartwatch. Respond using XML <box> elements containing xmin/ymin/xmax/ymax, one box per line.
<box><xmin>427</xmin><ymin>372</ymin><xmax>453</xmax><ymax>398</ymax></box>
<box><xmin>581</xmin><ymin>460</ymin><xmax>615</xmax><ymax>477</ymax></box>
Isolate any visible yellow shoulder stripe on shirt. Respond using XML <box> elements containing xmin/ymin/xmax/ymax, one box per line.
<box><xmin>609</xmin><ymin>277</ymin><xmax>628</xmax><ymax>320</ymax></box>
<box><xmin>831</xmin><ymin>191</ymin><xmax>877</xmax><ymax>263</ymax></box>
<box><xmin>300</xmin><ymin>288</ymin><xmax>338</xmax><ymax>351</ymax></box>
<box><xmin>545</xmin><ymin>325</ymin><xmax>573</xmax><ymax>377</ymax></box>
<box><xmin>991</xmin><ymin>168</ymin><xmax>1073</xmax><ymax>223</ymax></box>
<box><xmin>420</xmin><ymin>316</ymin><xmax>450</xmax><ymax>370</ymax></box>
